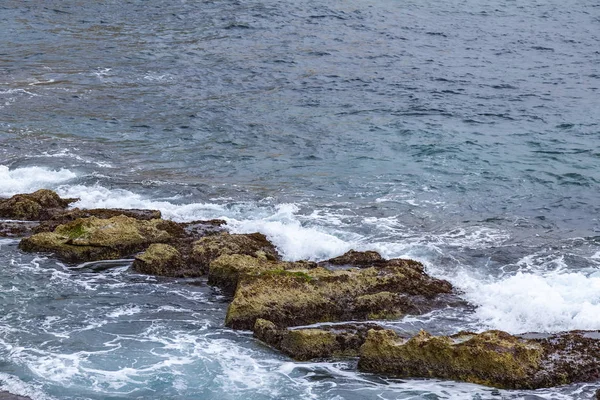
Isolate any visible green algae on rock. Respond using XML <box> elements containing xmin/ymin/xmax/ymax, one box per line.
<box><xmin>33</xmin><ymin>208</ymin><xmax>163</xmax><ymax>234</ymax></box>
<box><xmin>190</xmin><ymin>232</ymin><xmax>280</xmax><ymax>273</ymax></box>
<box><xmin>253</xmin><ymin>318</ymin><xmax>383</xmax><ymax>361</ymax></box>
<box><xmin>225</xmin><ymin>259</ymin><xmax>453</xmax><ymax>330</ymax></box>
<box><xmin>358</xmin><ymin>329</ymin><xmax>600</xmax><ymax>389</ymax></box>
<box><xmin>19</xmin><ymin>215</ymin><xmax>176</xmax><ymax>263</ymax></box>
<box><xmin>132</xmin><ymin>243</ymin><xmax>184</xmax><ymax>276</ymax></box>
<box><xmin>208</xmin><ymin>254</ymin><xmax>317</xmax><ymax>292</ymax></box>
<box><xmin>0</xmin><ymin>189</ymin><xmax>75</xmax><ymax>221</ymax></box>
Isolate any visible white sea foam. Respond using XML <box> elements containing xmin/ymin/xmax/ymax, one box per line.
<box><xmin>0</xmin><ymin>372</ymin><xmax>56</xmax><ymax>400</ymax></box>
<box><xmin>0</xmin><ymin>166</ymin><xmax>77</xmax><ymax>196</ymax></box>
<box><xmin>457</xmin><ymin>269</ymin><xmax>600</xmax><ymax>333</ymax></box>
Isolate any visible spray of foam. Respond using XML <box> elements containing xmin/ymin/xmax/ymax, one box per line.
<box><xmin>0</xmin><ymin>166</ymin><xmax>77</xmax><ymax>196</ymax></box>
<box><xmin>455</xmin><ymin>267</ymin><xmax>600</xmax><ymax>333</ymax></box>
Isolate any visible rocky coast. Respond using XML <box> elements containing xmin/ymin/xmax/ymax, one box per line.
<box><xmin>2</xmin><ymin>190</ymin><xmax>600</xmax><ymax>395</ymax></box>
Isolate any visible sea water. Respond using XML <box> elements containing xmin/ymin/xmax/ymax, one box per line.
<box><xmin>1</xmin><ymin>0</ymin><xmax>599</xmax><ymax>398</ymax></box>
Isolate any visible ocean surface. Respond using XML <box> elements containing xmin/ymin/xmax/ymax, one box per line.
<box><xmin>1</xmin><ymin>0</ymin><xmax>599</xmax><ymax>398</ymax></box>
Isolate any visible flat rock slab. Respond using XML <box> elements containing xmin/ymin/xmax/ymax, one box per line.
<box><xmin>358</xmin><ymin>329</ymin><xmax>600</xmax><ymax>389</ymax></box>
<box><xmin>225</xmin><ymin>258</ymin><xmax>454</xmax><ymax>330</ymax></box>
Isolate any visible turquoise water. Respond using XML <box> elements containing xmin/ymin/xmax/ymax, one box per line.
<box><xmin>1</xmin><ymin>0</ymin><xmax>599</xmax><ymax>398</ymax></box>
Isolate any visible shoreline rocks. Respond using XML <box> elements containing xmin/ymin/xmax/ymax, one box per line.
<box><xmin>8</xmin><ymin>190</ymin><xmax>600</xmax><ymax>391</ymax></box>
<box><xmin>225</xmin><ymin>257</ymin><xmax>454</xmax><ymax>330</ymax></box>
<box><xmin>358</xmin><ymin>329</ymin><xmax>600</xmax><ymax>389</ymax></box>
<box><xmin>254</xmin><ymin>319</ymin><xmax>383</xmax><ymax>361</ymax></box>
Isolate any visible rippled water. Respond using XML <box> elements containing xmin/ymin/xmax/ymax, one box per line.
<box><xmin>1</xmin><ymin>0</ymin><xmax>600</xmax><ymax>398</ymax></box>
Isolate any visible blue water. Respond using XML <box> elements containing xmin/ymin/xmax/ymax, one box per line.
<box><xmin>1</xmin><ymin>0</ymin><xmax>600</xmax><ymax>398</ymax></box>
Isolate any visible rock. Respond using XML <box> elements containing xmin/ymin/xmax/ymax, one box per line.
<box><xmin>33</xmin><ymin>208</ymin><xmax>162</xmax><ymax>233</ymax></box>
<box><xmin>596</xmin><ymin>388</ymin><xmax>600</xmax><ymax>400</ymax></box>
<box><xmin>190</xmin><ymin>232</ymin><xmax>280</xmax><ymax>273</ymax></box>
<box><xmin>358</xmin><ymin>329</ymin><xmax>600</xmax><ymax>389</ymax></box>
<box><xmin>324</xmin><ymin>250</ymin><xmax>423</xmax><ymax>271</ymax></box>
<box><xmin>225</xmin><ymin>259</ymin><xmax>453</xmax><ymax>330</ymax></box>
<box><xmin>0</xmin><ymin>221</ymin><xmax>39</xmax><ymax>238</ymax></box>
<box><xmin>325</xmin><ymin>249</ymin><xmax>384</xmax><ymax>266</ymax></box>
<box><xmin>19</xmin><ymin>215</ymin><xmax>175</xmax><ymax>263</ymax></box>
<box><xmin>253</xmin><ymin>319</ymin><xmax>383</xmax><ymax>361</ymax></box>
<box><xmin>0</xmin><ymin>189</ymin><xmax>75</xmax><ymax>221</ymax></box>
<box><xmin>181</xmin><ymin>219</ymin><xmax>227</xmax><ymax>239</ymax></box>
<box><xmin>132</xmin><ymin>243</ymin><xmax>184</xmax><ymax>276</ymax></box>
<box><xmin>208</xmin><ymin>254</ymin><xmax>317</xmax><ymax>292</ymax></box>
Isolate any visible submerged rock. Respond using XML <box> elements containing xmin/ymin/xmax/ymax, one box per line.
<box><xmin>190</xmin><ymin>232</ymin><xmax>280</xmax><ymax>273</ymax></box>
<box><xmin>225</xmin><ymin>258</ymin><xmax>453</xmax><ymax>330</ymax></box>
<box><xmin>132</xmin><ymin>243</ymin><xmax>184</xmax><ymax>276</ymax></box>
<box><xmin>0</xmin><ymin>189</ymin><xmax>75</xmax><ymax>221</ymax></box>
<box><xmin>19</xmin><ymin>215</ymin><xmax>176</xmax><ymax>263</ymax></box>
<box><xmin>358</xmin><ymin>329</ymin><xmax>600</xmax><ymax>389</ymax></box>
<box><xmin>254</xmin><ymin>319</ymin><xmax>383</xmax><ymax>361</ymax></box>
<box><xmin>208</xmin><ymin>254</ymin><xmax>317</xmax><ymax>292</ymax></box>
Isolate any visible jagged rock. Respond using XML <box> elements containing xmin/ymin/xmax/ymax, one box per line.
<box><xmin>253</xmin><ymin>319</ymin><xmax>383</xmax><ymax>361</ymax></box>
<box><xmin>325</xmin><ymin>249</ymin><xmax>384</xmax><ymax>266</ymax></box>
<box><xmin>181</xmin><ymin>219</ymin><xmax>227</xmax><ymax>239</ymax></box>
<box><xmin>0</xmin><ymin>189</ymin><xmax>76</xmax><ymax>221</ymax></box>
<box><xmin>358</xmin><ymin>329</ymin><xmax>600</xmax><ymax>389</ymax></box>
<box><xmin>225</xmin><ymin>259</ymin><xmax>453</xmax><ymax>330</ymax></box>
<box><xmin>19</xmin><ymin>215</ymin><xmax>175</xmax><ymax>263</ymax></box>
<box><xmin>34</xmin><ymin>208</ymin><xmax>162</xmax><ymax>233</ymax></box>
<box><xmin>208</xmin><ymin>254</ymin><xmax>317</xmax><ymax>292</ymax></box>
<box><xmin>132</xmin><ymin>243</ymin><xmax>184</xmax><ymax>276</ymax></box>
<box><xmin>190</xmin><ymin>232</ymin><xmax>280</xmax><ymax>273</ymax></box>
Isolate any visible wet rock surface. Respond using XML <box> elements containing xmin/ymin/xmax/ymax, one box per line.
<box><xmin>0</xmin><ymin>189</ymin><xmax>75</xmax><ymax>221</ymax></box>
<box><xmin>19</xmin><ymin>215</ymin><xmax>176</xmax><ymax>263</ymax></box>
<box><xmin>254</xmin><ymin>319</ymin><xmax>383</xmax><ymax>361</ymax></box>
<box><xmin>208</xmin><ymin>254</ymin><xmax>317</xmax><ymax>292</ymax></box>
<box><xmin>132</xmin><ymin>243</ymin><xmax>185</xmax><ymax>276</ymax></box>
<box><xmin>190</xmin><ymin>232</ymin><xmax>280</xmax><ymax>274</ymax></box>
<box><xmin>33</xmin><ymin>208</ymin><xmax>162</xmax><ymax>234</ymax></box>
<box><xmin>358</xmin><ymin>329</ymin><xmax>600</xmax><ymax>389</ymax></box>
<box><xmin>225</xmin><ymin>259</ymin><xmax>454</xmax><ymax>330</ymax></box>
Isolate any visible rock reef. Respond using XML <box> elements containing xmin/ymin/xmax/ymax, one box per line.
<box><xmin>6</xmin><ymin>190</ymin><xmax>600</xmax><ymax>391</ymax></box>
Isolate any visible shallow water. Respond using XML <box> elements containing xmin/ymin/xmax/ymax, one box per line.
<box><xmin>1</xmin><ymin>0</ymin><xmax>600</xmax><ymax>398</ymax></box>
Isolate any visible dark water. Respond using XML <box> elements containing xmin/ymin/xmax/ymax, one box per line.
<box><xmin>1</xmin><ymin>0</ymin><xmax>600</xmax><ymax>399</ymax></box>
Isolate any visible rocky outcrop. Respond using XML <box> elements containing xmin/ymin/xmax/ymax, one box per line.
<box><xmin>33</xmin><ymin>208</ymin><xmax>162</xmax><ymax>233</ymax></box>
<box><xmin>190</xmin><ymin>232</ymin><xmax>280</xmax><ymax>273</ymax></box>
<box><xmin>0</xmin><ymin>189</ymin><xmax>75</xmax><ymax>220</ymax></box>
<box><xmin>225</xmin><ymin>258</ymin><xmax>454</xmax><ymax>330</ymax></box>
<box><xmin>132</xmin><ymin>243</ymin><xmax>185</xmax><ymax>276</ymax></box>
<box><xmin>19</xmin><ymin>215</ymin><xmax>177</xmax><ymax>263</ymax></box>
<box><xmin>325</xmin><ymin>249</ymin><xmax>384</xmax><ymax>267</ymax></box>
<box><xmin>358</xmin><ymin>329</ymin><xmax>600</xmax><ymax>389</ymax></box>
<box><xmin>254</xmin><ymin>319</ymin><xmax>383</xmax><ymax>361</ymax></box>
<box><xmin>208</xmin><ymin>254</ymin><xmax>316</xmax><ymax>292</ymax></box>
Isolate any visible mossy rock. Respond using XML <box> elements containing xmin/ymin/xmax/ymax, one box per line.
<box><xmin>19</xmin><ymin>215</ymin><xmax>175</xmax><ymax>263</ymax></box>
<box><xmin>253</xmin><ymin>319</ymin><xmax>383</xmax><ymax>361</ymax></box>
<box><xmin>325</xmin><ymin>249</ymin><xmax>384</xmax><ymax>266</ymax></box>
<box><xmin>132</xmin><ymin>243</ymin><xmax>184</xmax><ymax>276</ymax></box>
<box><xmin>225</xmin><ymin>259</ymin><xmax>453</xmax><ymax>330</ymax></box>
<box><xmin>0</xmin><ymin>189</ymin><xmax>75</xmax><ymax>221</ymax></box>
<box><xmin>190</xmin><ymin>232</ymin><xmax>280</xmax><ymax>273</ymax></box>
<box><xmin>208</xmin><ymin>254</ymin><xmax>317</xmax><ymax>292</ymax></box>
<box><xmin>358</xmin><ymin>329</ymin><xmax>600</xmax><ymax>389</ymax></box>
<box><xmin>34</xmin><ymin>208</ymin><xmax>163</xmax><ymax>233</ymax></box>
